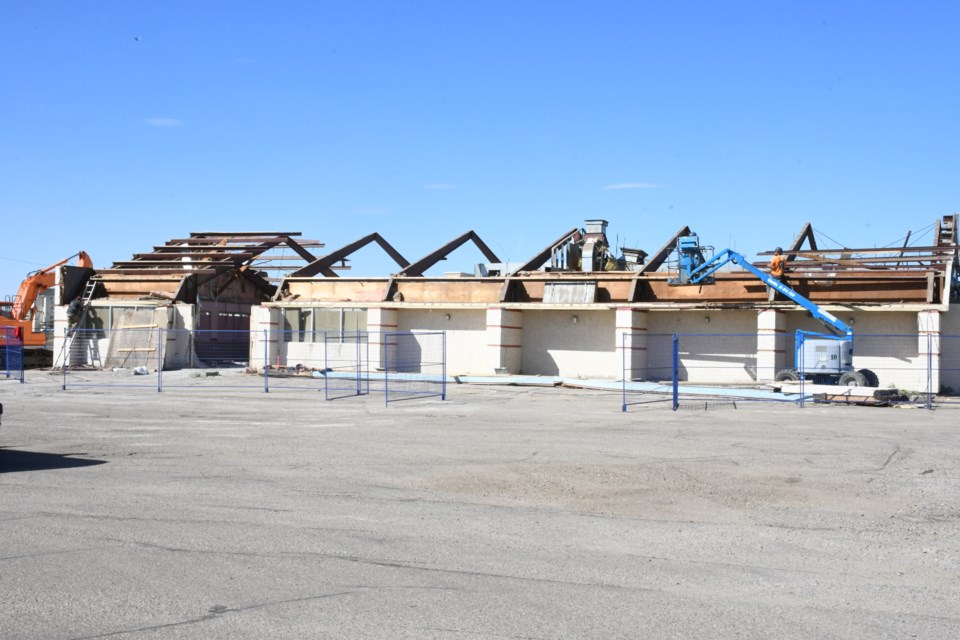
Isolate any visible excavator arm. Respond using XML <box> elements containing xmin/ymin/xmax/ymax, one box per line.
<box><xmin>10</xmin><ymin>251</ymin><xmax>93</xmax><ymax>320</ymax></box>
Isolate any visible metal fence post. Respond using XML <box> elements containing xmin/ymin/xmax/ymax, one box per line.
<box><xmin>672</xmin><ymin>333</ymin><xmax>679</xmax><ymax>411</ymax></box>
<box><xmin>797</xmin><ymin>331</ymin><xmax>805</xmax><ymax>409</ymax></box>
<box><xmin>441</xmin><ymin>331</ymin><xmax>447</xmax><ymax>401</ymax></box>
<box><xmin>927</xmin><ymin>333</ymin><xmax>933</xmax><ymax>410</ymax></box>
<box><xmin>157</xmin><ymin>328</ymin><xmax>164</xmax><ymax>392</ymax></box>
<box><xmin>323</xmin><ymin>330</ymin><xmax>329</xmax><ymax>401</ymax></box>
<box><xmin>364</xmin><ymin>331</ymin><xmax>370</xmax><ymax>396</ymax></box>
<box><xmin>383</xmin><ymin>333</ymin><xmax>389</xmax><ymax>407</ymax></box>
<box><xmin>354</xmin><ymin>329</ymin><xmax>361</xmax><ymax>397</ymax></box>
<box><xmin>19</xmin><ymin>330</ymin><xmax>24</xmax><ymax>383</ymax></box>
<box><xmin>62</xmin><ymin>328</ymin><xmax>68</xmax><ymax>391</ymax></box>
<box><xmin>263</xmin><ymin>329</ymin><xmax>270</xmax><ymax>393</ymax></box>
<box><xmin>621</xmin><ymin>332</ymin><xmax>627</xmax><ymax>412</ymax></box>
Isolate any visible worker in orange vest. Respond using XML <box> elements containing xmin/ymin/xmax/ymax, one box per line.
<box><xmin>769</xmin><ymin>247</ymin><xmax>786</xmax><ymax>279</ymax></box>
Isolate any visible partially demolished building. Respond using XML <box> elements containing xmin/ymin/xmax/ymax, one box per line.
<box><xmin>257</xmin><ymin>216</ymin><xmax>958</xmax><ymax>391</ymax></box>
<box><xmin>53</xmin><ymin>232</ymin><xmax>323</xmax><ymax>369</ymax></box>
<box><xmin>58</xmin><ymin>215</ymin><xmax>959</xmax><ymax>391</ymax></box>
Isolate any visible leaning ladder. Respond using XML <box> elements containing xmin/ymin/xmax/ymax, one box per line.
<box><xmin>58</xmin><ymin>279</ymin><xmax>101</xmax><ymax>369</ymax></box>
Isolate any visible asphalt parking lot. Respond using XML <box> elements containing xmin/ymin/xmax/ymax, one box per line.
<box><xmin>1</xmin><ymin>372</ymin><xmax>958</xmax><ymax>639</ymax></box>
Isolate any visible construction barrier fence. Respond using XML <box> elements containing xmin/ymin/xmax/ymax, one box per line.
<box><xmin>60</xmin><ymin>328</ymin><xmax>446</xmax><ymax>405</ymax></box>
<box><xmin>382</xmin><ymin>331</ymin><xmax>447</xmax><ymax>404</ymax></box>
<box><xmin>622</xmin><ymin>331</ymin><xmax>941</xmax><ymax>411</ymax></box>
<box><xmin>46</xmin><ymin>327</ymin><xmax>958</xmax><ymax>410</ymax></box>
<box><xmin>1</xmin><ymin>326</ymin><xmax>25</xmax><ymax>383</ymax></box>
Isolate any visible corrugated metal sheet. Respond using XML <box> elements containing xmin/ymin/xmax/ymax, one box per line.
<box><xmin>543</xmin><ymin>281</ymin><xmax>597</xmax><ymax>303</ymax></box>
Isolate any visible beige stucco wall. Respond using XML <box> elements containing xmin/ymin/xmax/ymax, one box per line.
<box><xmin>244</xmin><ymin>303</ymin><xmax>956</xmax><ymax>393</ymax></box>
<box><xmin>643</xmin><ymin>310</ymin><xmax>759</xmax><ymax>383</ymax></box>
<box><xmin>941</xmin><ymin>308</ymin><xmax>960</xmax><ymax>393</ymax></box>
<box><xmin>783</xmin><ymin>310</ymin><xmax>932</xmax><ymax>391</ymax></box>
<box><xmin>396</xmin><ymin>309</ymin><xmax>486</xmax><ymax>375</ymax></box>
<box><xmin>520</xmin><ymin>310</ymin><xmax>617</xmax><ymax>378</ymax></box>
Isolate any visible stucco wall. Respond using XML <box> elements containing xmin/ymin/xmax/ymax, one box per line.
<box><xmin>520</xmin><ymin>310</ymin><xmax>617</xmax><ymax>378</ymax></box>
<box><xmin>282</xmin><ymin>340</ymin><xmax>369</xmax><ymax>371</ymax></box>
<box><xmin>784</xmin><ymin>310</ymin><xmax>930</xmax><ymax>391</ymax></box>
<box><xmin>644</xmin><ymin>310</ymin><xmax>759</xmax><ymax>383</ymax></box>
<box><xmin>396</xmin><ymin>309</ymin><xmax>486</xmax><ymax>375</ymax></box>
<box><xmin>939</xmin><ymin>308</ymin><xmax>959</xmax><ymax>393</ymax></box>
<box><xmin>250</xmin><ymin>303</ymin><xmax>955</xmax><ymax>391</ymax></box>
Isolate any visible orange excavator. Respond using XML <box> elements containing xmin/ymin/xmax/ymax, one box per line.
<box><xmin>1</xmin><ymin>251</ymin><xmax>93</xmax><ymax>366</ymax></box>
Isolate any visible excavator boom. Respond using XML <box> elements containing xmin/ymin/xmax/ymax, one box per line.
<box><xmin>1</xmin><ymin>251</ymin><xmax>94</xmax><ymax>366</ymax></box>
<box><xmin>10</xmin><ymin>251</ymin><xmax>92</xmax><ymax>320</ymax></box>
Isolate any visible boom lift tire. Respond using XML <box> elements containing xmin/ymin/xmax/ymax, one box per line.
<box><xmin>838</xmin><ymin>371</ymin><xmax>868</xmax><ymax>387</ymax></box>
<box><xmin>858</xmin><ymin>369</ymin><xmax>879</xmax><ymax>387</ymax></box>
<box><xmin>775</xmin><ymin>369</ymin><xmax>800</xmax><ymax>382</ymax></box>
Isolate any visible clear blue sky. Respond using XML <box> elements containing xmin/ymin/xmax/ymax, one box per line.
<box><xmin>2</xmin><ymin>1</ymin><xmax>957</xmax><ymax>294</ymax></box>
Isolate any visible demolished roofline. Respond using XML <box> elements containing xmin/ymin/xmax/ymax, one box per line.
<box><xmin>397</xmin><ymin>230</ymin><xmax>500</xmax><ymax>277</ymax></box>
<box><xmin>290</xmin><ymin>232</ymin><xmax>410</xmax><ymax>278</ymax></box>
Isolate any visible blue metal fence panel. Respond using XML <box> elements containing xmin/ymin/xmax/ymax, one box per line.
<box><xmin>1</xmin><ymin>327</ymin><xmax>25</xmax><ymax>383</ymax></box>
<box><xmin>261</xmin><ymin>328</ymin><xmax>334</xmax><ymax>393</ymax></box>
<box><xmin>46</xmin><ymin>325</ymin><xmax>954</xmax><ymax>410</ymax></box>
<box><xmin>383</xmin><ymin>331</ymin><xmax>446</xmax><ymax>404</ymax></box>
<box><xmin>940</xmin><ymin>333</ymin><xmax>960</xmax><ymax>406</ymax></box>
<box><xmin>254</xmin><ymin>330</ymin><xmax>369</xmax><ymax>397</ymax></box>
<box><xmin>620</xmin><ymin>332</ymin><xmax>678</xmax><ymax>410</ymax></box>
<box><xmin>323</xmin><ymin>330</ymin><xmax>370</xmax><ymax>400</ymax></box>
<box><xmin>158</xmin><ymin>329</ymin><xmax>264</xmax><ymax>391</ymax></box>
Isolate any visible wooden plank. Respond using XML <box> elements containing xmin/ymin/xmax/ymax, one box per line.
<box><xmin>188</xmin><ymin>231</ymin><xmax>304</xmax><ymax>237</ymax></box>
<box><xmin>758</xmin><ymin>245</ymin><xmax>951</xmax><ymax>256</ymax></box>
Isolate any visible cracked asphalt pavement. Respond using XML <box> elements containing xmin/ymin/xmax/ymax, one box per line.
<box><xmin>1</xmin><ymin>372</ymin><xmax>958</xmax><ymax>639</ymax></box>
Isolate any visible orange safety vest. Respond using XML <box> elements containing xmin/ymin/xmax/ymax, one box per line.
<box><xmin>770</xmin><ymin>255</ymin><xmax>786</xmax><ymax>278</ymax></box>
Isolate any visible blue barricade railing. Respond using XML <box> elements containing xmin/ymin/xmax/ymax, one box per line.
<box><xmin>382</xmin><ymin>331</ymin><xmax>447</xmax><ymax>404</ymax></box>
<box><xmin>623</xmin><ymin>331</ymin><xmax>940</xmax><ymax>411</ymax></box>
<box><xmin>1</xmin><ymin>326</ymin><xmax>25</xmax><ymax>383</ymax></box>
<box><xmin>60</xmin><ymin>328</ymin><xmax>445</xmax><ymax>404</ymax></box>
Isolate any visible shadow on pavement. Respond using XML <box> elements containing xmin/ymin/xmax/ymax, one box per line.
<box><xmin>0</xmin><ymin>449</ymin><xmax>107</xmax><ymax>473</ymax></box>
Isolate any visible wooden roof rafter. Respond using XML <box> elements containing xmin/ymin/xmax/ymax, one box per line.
<box><xmin>101</xmin><ymin>231</ymin><xmax>324</xmax><ymax>299</ymax></box>
<box><xmin>112</xmin><ymin>231</ymin><xmax>322</xmax><ymax>274</ymax></box>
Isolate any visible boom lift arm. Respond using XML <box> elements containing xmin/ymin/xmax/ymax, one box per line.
<box><xmin>683</xmin><ymin>247</ymin><xmax>853</xmax><ymax>338</ymax></box>
<box><xmin>671</xmin><ymin>235</ymin><xmax>876</xmax><ymax>386</ymax></box>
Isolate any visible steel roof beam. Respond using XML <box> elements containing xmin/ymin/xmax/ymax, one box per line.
<box><xmin>510</xmin><ymin>228</ymin><xmax>582</xmax><ymax>274</ymax></box>
<box><xmin>637</xmin><ymin>226</ymin><xmax>691</xmax><ymax>274</ymax></box>
<box><xmin>398</xmin><ymin>231</ymin><xmax>499</xmax><ymax>277</ymax></box>
<box><xmin>291</xmin><ymin>233</ymin><xmax>410</xmax><ymax>278</ymax></box>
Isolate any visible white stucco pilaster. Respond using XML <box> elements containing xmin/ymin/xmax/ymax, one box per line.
<box><xmin>616</xmin><ymin>308</ymin><xmax>648</xmax><ymax>380</ymax></box>
<box><xmin>918</xmin><ymin>309</ymin><xmax>941</xmax><ymax>393</ymax></box>
<box><xmin>249</xmin><ymin>305</ymin><xmax>281</xmax><ymax>371</ymax></box>
<box><xmin>368</xmin><ymin>307</ymin><xmax>399</xmax><ymax>371</ymax></box>
<box><xmin>486</xmin><ymin>308</ymin><xmax>523</xmax><ymax>374</ymax></box>
<box><xmin>757</xmin><ymin>308</ymin><xmax>786</xmax><ymax>381</ymax></box>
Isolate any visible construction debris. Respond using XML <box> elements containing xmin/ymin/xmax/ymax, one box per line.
<box><xmin>813</xmin><ymin>388</ymin><xmax>911</xmax><ymax>406</ymax></box>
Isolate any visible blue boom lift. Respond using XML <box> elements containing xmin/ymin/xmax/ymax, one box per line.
<box><xmin>670</xmin><ymin>234</ymin><xmax>878</xmax><ymax>387</ymax></box>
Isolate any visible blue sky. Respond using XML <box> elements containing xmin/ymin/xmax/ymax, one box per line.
<box><xmin>2</xmin><ymin>1</ymin><xmax>957</xmax><ymax>294</ymax></box>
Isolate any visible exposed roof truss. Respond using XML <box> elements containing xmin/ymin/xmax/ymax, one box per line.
<box><xmin>290</xmin><ymin>233</ymin><xmax>409</xmax><ymax>278</ymax></box>
<box><xmin>397</xmin><ymin>231</ymin><xmax>500</xmax><ymax>277</ymax></box>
